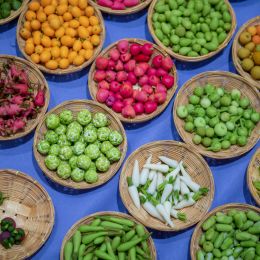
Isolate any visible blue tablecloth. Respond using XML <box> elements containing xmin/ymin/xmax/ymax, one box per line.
<box><xmin>0</xmin><ymin>0</ymin><xmax>259</xmax><ymax>259</ymax></box>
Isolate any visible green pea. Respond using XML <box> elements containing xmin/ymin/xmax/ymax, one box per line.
<box><xmin>170</xmin><ymin>35</ymin><xmax>179</xmax><ymax>44</ymax></box>
<box><xmin>196</xmin><ymin>23</ymin><xmax>201</xmax><ymax>32</ymax></box>
<box><xmin>165</xmin><ymin>10</ymin><xmax>172</xmax><ymax>21</ymax></box>
<box><xmin>203</xmin><ymin>241</ymin><xmax>214</xmax><ymax>252</ymax></box>
<box><xmin>224</xmin><ymin>23</ymin><xmax>231</xmax><ymax>32</ymax></box>
<box><xmin>158</xmin><ymin>14</ymin><xmax>166</xmax><ymax>22</ymax></box>
<box><xmin>187</xmin><ymin>51</ymin><xmax>199</xmax><ymax>57</ymax></box>
<box><xmin>190</xmin><ymin>13</ymin><xmax>199</xmax><ymax>23</ymax></box>
<box><xmin>175</xmin><ymin>25</ymin><xmax>186</xmax><ymax>37</ymax></box>
<box><xmin>195</xmin><ymin>0</ymin><xmax>203</xmax><ymax>12</ymax></box>
<box><xmin>182</xmin><ymin>19</ymin><xmax>192</xmax><ymax>30</ymax></box>
<box><xmin>197</xmin><ymin>38</ymin><xmax>206</xmax><ymax>46</ymax></box>
<box><xmin>201</xmin><ymin>23</ymin><xmax>210</xmax><ymax>33</ymax></box>
<box><xmin>214</xmin><ymin>232</ymin><xmax>226</xmax><ymax>249</ymax></box>
<box><xmin>155</xmin><ymin>29</ymin><xmax>164</xmax><ymax>41</ymax></box>
<box><xmin>155</xmin><ymin>4</ymin><xmax>167</xmax><ymax>13</ymax></box>
<box><xmin>204</xmin><ymin>42</ymin><xmax>218</xmax><ymax>51</ymax></box>
<box><xmin>179</xmin><ymin>47</ymin><xmax>192</xmax><ymax>55</ymax></box>
<box><xmin>162</xmin><ymin>23</ymin><xmax>171</xmax><ymax>35</ymax></box>
<box><xmin>202</xmin><ymin>216</ymin><xmax>216</xmax><ymax>231</ymax></box>
<box><xmin>218</xmin><ymin>32</ymin><xmax>227</xmax><ymax>44</ymax></box>
<box><xmin>154</xmin><ymin>21</ymin><xmax>161</xmax><ymax>30</ymax></box>
<box><xmin>169</xmin><ymin>16</ymin><xmax>179</xmax><ymax>27</ymax></box>
<box><xmin>210</xmin><ymin>17</ymin><xmax>219</xmax><ymax>31</ymax></box>
<box><xmin>172</xmin><ymin>44</ymin><xmax>180</xmax><ymax>52</ymax></box>
<box><xmin>223</xmin><ymin>11</ymin><xmax>231</xmax><ymax>23</ymax></box>
<box><xmin>196</xmin><ymin>32</ymin><xmax>204</xmax><ymax>39</ymax></box>
<box><xmin>191</xmin><ymin>24</ymin><xmax>197</xmax><ymax>34</ymax></box>
<box><xmin>205</xmin><ymin>32</ymin><xmax>212</xmax><ymax>42</ymax></box>
<box><xmin>172</xmin><ymin>9</ymin><xmax>182</xmax><ymax>16</ymax></box>
<box><xmin>187</xmin><ymin>0</ymin><xmax>195</xmax><ymax>10</ymax></box>
<box><xmin>221</xmin><ymin>237</ymin><xmax>233</xmax><ymax>250</ymax></box>
<box><xmin>202</xmin><ymin>4</ymin><xmax>211</xmax><ymax>17</ymax></box>
<box><xmin>200</xmin><ymin>48</ymin><xmax>209</xmax><ymax>55</ymax></box>
<box><xmin>180</xmin><ymin>38</ymin><xmax>192</xmax><ymax>47</ymax></box>
<box><xmin>168</xmin><ymin>0</ymin><xmax>178</xmax><ymax>10</ymax></box>
<box><xmin>152</xmin><ymin>12</ymin><xmax>159</xmax><ymax>22</ymax></box>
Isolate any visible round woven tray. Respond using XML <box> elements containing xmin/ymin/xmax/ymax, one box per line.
<box><xmin>0</xmin><ymin>55</ymin><xmax>50</xmax><ymax>141</ymax></box>
<box><xmin>0</xmin><ymin>169</ymin><xmax>55</xmax><ymax>260</ymax></box>
<box><xmin>173</xmin><ymin>71</ymin><xmax>260</xmax><ymax>159</ymax></box>
<box><xmin>88</xmin><ymin>0</ymin><xmax>152</xmax><ymax>15</ymax></box>
<box><xmin>190</xmin><ymin>203</ymin><xmax>260</xmax><ymax>260</ymax></box>
<box><xmin>0</xmin><ymin>0</ymin><xmax>29</xmax><ymax>26</ymax></box>
<box><xmin>247</xmin><ymin>148</ymin><xmax>260</xmax><ymax>206</ymax></box>
<box><xmin>16</xmin><ymin>0</ymin><xmax>105</xmax><ymax>75</ymax></box>
<box><xmin>147</xmin><ymin>0</ymin><xmax>236</xmax><ymax>62</ymax></box>
<box><xmin>60</xmin><ymin>211</ymin><xmax>157</xmax><ymax>260</ymax></box>
<box><xmin>33</xmin><ymin>99</ymin><xmax>127</xmax><ymax>189</ymax></box>
<box><xmin>119</xmin><ymin>140</ymin><xmax>215</xmax><ymax>232</ymax></box>
<box><xmin>88</xmin><ymin>38</ymin><xmax>178</xmax><ymax>123</ymax></box>
<box><xmin>232</xmin><ymin>16</ymin><xmax>260</xmax><ymax>90</ymax></box>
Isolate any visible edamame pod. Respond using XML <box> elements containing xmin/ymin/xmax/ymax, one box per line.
<box><xmin>94</xmin><ymin>236</ymin><xmax>105</xmax><ymax>245</ymax></box>
<box><xmin>91</xmin><ymin>219</ymin><xmax>101</xmax><ymax>227</ymax></box>
<box><xmin>111</xmin><ymin>236</ymin><xmax>121</xmax><ymax>251</ymax></box>
<box><xmin>78</xmin><ymin>244</ymin><xmax>86</xmax><ymax>259</ymax></box>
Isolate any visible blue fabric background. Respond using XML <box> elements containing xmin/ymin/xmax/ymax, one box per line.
<box><xmin>0</xmin><ymin>0</ymin><xmax>259</xmax><ymax>259</ymax></box>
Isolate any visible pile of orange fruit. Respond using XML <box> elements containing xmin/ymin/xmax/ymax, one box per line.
<box><xmin>19</xmin><ymin>0</ymin><xmax>102</xmax><ymax>70</ymax></box>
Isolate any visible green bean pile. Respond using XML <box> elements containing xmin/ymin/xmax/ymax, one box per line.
<box><xmin>196</xmin><ymin>209</ymin><xmax>260</xmax><ymax>260</ymax></box>
<box><xmin>64</xmin><ymin>215</ymin><xmax>153</xmax><ymax>260</ymax></box>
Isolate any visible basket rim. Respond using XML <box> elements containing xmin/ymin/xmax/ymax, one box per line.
<box><xmin>173</xmin><ymin>70</ymin><xmax>260</xmax><ymax>159</ymax></box>
<box><xmin>147</xmin><ymin>0</ymin><xmax>237</xmax><ymax>62</ymax></box>
<box><xmin>16</xmin><ymin>0</ymin><xmax>106</xmax><ymax>75</ymax></box>
<box><xmin>59</xmin><ymin>211</ymin><xmax>157</xmax><ymax>260</ymax></box>
<box><xmin>0</xmin><ymin>0</ymin><xmax>29</xmax><ymax>26</ymax></box>
<box><xmin>119</xmin><ymin>140</ymin><xmax>215</xmax><ymax>232</ymax></box>
<box><xmin>33</xmin><ymin>99</ymin><xmax>128</xmax><ymax>190</ymax></box>
<box><xmin>247</xmin><ymin>147</ymin><xmax>260</xmax><ymax>206</ymax></box>
<box><xmin>232</xmin><ymin>15</ymin><xmax>260</xmax><ymax>90</ymax></box>
<box><xmin>190</xmin><ymin>203</ymin><xmax>260</xmax><ymax>260</ymax></box>
<box><xmin>88</xmin><ymin>0</ymin><xmax>153</xmax><ymax>15</ymax></box>
<box><xmin>88</xmin><ymin>38</ymin><xmax>178</xmax><ymax>123</ymax></box>
<box><xmin>0</xmin><ymin>54</ymin><xmax>50</xmax><ymax>141</ymax></box>
<box><xmin>0</xmin><ymin>169</ymin><xmax>55</xmax><ymax>259</ymax></box>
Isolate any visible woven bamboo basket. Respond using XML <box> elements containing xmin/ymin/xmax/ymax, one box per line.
<box><xmin>147</xmin><ymin>0</ymin><xmax>236</xmax><ymax>62</ymax></box>
<box><xmin>0</xmin><ymin>55</ymin><xmax>50</xmax><ymax>141</ymax></box>
<box><xmin>16</xmin><ymin>0</ymin><xmax>105</xmax><ymax>75</ymax></box>
<box><xmin>190</xmin><ymin>203</ymin><xmax>260</xmax><ymax>260</ymax></box>
<box><xmin>232</xmin><ymin>16</ymin><xmax>260</xmax><ymax>90</ymax></box>
<box><xmin>60</xmin><ymin>211</ymin><xmax>157</xmax><ymax>260</ymax></box>
<box><xmin>119</xmin><ymin>140</ymin><xmax>215</xmax><ymax>232</ymax></box>
<box><xmin>247</xmin><ymin>148</ymin><xmax>260</xmax><ymax>206</ymax></box>
<box><xmin>0</xmin><ymin>0</ymin><xmax>29</xmax><ymax>26</ymax></box>
<box><xmin>0</xmin><ymin>169</ymin><xmax>55</xmax><ymax>260</ymax></box>
<box><xmin>88</xmin><ymin>38</ymin><xmax>178</xmax><ymax>123</ymax></box>
<box><xmin>88</xmin><ymin>0</ymin><xmax>152</xmax><ymax>15</ymax></box>
<box><xmin>173</xmin><ymin>71</ymin><xmax>260</xmax><ymax>159</ymax></box>
<box><xmin>33</xmin><ymin>100</ymin><xmax>127</xmax><ymax>189</ymax></box>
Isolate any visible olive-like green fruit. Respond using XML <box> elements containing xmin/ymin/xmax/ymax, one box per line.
<box><xmin>241</xmin><ymin>58</ymin><xmax>254</xmax><ymax>72</ymax></box>
<box><xmin>250</xmin><ymin>66</ymin><xmax>260</xmax><ymax>80</ymax></box>
<box><xmin>244</xmin><ymin>42</ymin><xmax>255</xmax><ymax>52</ymax></box>
<box><xmin>237</xmin><ymin>47</ymin><xmax>250</xmax><ymax>59</ymax></box>
<box><xmin>239</xmin><ymin>32</ymin><xmax>252</xmax><ymax>45</ymax></box>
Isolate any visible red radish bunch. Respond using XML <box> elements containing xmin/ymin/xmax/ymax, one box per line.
<box><xmin>97</xmin><ymin>0</ymin><xmax>140</xmax><ymax>10</ymax></box>
<box><xmin>94</xmin><ymin>40</ymin><xmax>175</xmax><ymax>119</ymax></box>
<box><xmin>0</xmin><ymin>62</ymin><xmax>45</xmax><ymax>137</ymax></box>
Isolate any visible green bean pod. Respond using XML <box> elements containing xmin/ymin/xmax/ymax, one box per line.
<box><xmin>78</xmin><ymin>244</ymin><xmax>86</xmax><ymax>259</ymax></box>
<box><xmin>118</xmin><ymin>252</ymin><xmax>126</xmax><ymax>260</ymax></box>
<box><xmin>72</xmin><ymin>230</ymin><xmax>81</xmax><ymax>258</ymax></box>
<box><xmin>94</xmin><ymin>250</ymin><xmax>115</xmax><ymax>260</ymax></box>
<box><xmin>129</xmin><ymin>246</ymin><xmax>136</xmax><ymax>260</ymax></box>
<box><xmin>111</xmin><ymin>236</ymin><xmax>121</xmax><ymax>251</ymax></box>
<box><xmin>82</xmin><ymin>232</ymin><xmax>108</xmax><ymax>244</ymax></box>
<box><xmin>83</xmin><ymin>253</ymin><xmax>94</xmax><ymax>260</ymax></box>
<box><xmin>64</xmin><ymin>240</ymin><xmax>73</xmax><ymax>260</ymax></box>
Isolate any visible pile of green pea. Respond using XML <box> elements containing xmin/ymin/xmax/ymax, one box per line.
<box><xmin>196</xmin><ymin>209</ymin><xmax>260</xmax><ymax>260</ymax></box>
<box><xmin>64</xmin><ymin>215</ymin><xmax>152</xmax><ymax>260</ymax></box>
<box><xmin>37</xmin><ymin>109</ymin><xmax>124</xmax><ymax>184</ymax></box>
<box><xmin>176</xmin><ymin>84</ymin><xmax>260</xmax><ymax>152</ymax></box>
<box><xmin>151</xmin><ymin>0</ymin><xmax>232</xmax><ymax>57</ymax></box>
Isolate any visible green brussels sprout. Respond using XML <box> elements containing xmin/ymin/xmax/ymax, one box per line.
<box><xmin>66</xmin><ymin>128</ymin><xmax>80</xmax><ymax>143</ymax></box>
<box><xmin>49</xmin><ymin>144</ymin><xmax>61</xmax><ymax>156</ymax></box>
<box><xmin>77</xmin><ymin>155</ymin><xmax>91</xmax><ymax>170</ymax></box>
<box><xmin>57</xmin><ymin>134</ymin><xmax>71</xmax><ymax>147</ymax></box>
<box><xmin>73</xmin><ymin>142</ymin><xmax>85</xmax><ymax>155</ymax></box>
<box><xmin>57</xmin><ymin>162</ymin><xmax>71</xmax><ymax>179</ymax></box>
<box><xmin>100</xmin><ymin>141</ymin><xmax>113</xmax><ymax>154</ymax></box>
<box><xmin>59</xmin><ymin>110</ymin><xmax>73</xmax><ymax>125</ymax></box>
<box><xmin>89</xmin><ymin>161</ymin><xmax>96</xmax><ymax>171</ymax></box>
<box><xmin>77</xmin><ymin>109</ymin><xmax>92</xmax><ymax>126</ymax></box>
<box><xmin>109</xmin><ymin>131</ymin><xmax>123</xmax><ymax>146</ymax></box>
<box><xmin>45</xmin><ymin>130</ymin><xmax>58</xmax><ymax>144</ymax></box>
<box><xmin>93</xmin><ymin>140</ymin><xmax>102</xmax><ymax>149</ymax></box>
<box><xmin>59</xmin><ymin>146</ymin><xmax>73</xmax><ymax>161</ymax></box>
<box><xmin>83</xmin><ymin>129</ymin><xmax>97</xmax><ymax>143</ymax></box>
<box><xmin>71</xmin><ymin>167</ymin><xmax>85</xmax><ymax>182</ymax></box>
<box><xmin>69</xmin><ymin>156</ymin><xmax>78</xmax><ymax>169</ymax></box>
<box><xmin>55</xmin><ymin>124</ymin><xmax>67</xmax><ymax>135</ymax></box>
<box><xmin>46</xmin><ymin>114</ymin><xmax>60</xmax><ymax>129</ymax></box>
<box><xmin>45</xmin><ymin>154</ymin><xmax>60</xmax><ymax>170</ymax></box>
<box><xmin>85</xmin><ymin>144</ymin><xmax>100</xmax><ymax>160</ymax></box>
<box><xmin>85</xmin><ymin>123</ymin><xmax>96</xmax><ymax>131</ymax></box>
<box><xmin>93</xmin><ymin>113</ymin><xmax>108</xmax><ymax>128</ymax></box>
<box><xmin>85</xmin><ymin>169</ymin><xmax>98</xmax><ymax>183</ymax></box>
<box><xmin>37</xmin><ymin>140</ymin><xmax>50</xmax><ymax>155</ymax></box>
<box><xmin>96</xmin><ymin>157</ymin><xmax>110</xmax><ymax>172</ymax></box>
<box><xmin>97</xmin><ymin>127</ymin><xmax>111</xmax><ymax>141</ymax></box>
<box><xmin>106</xmin><ymin>147</ymin><xmax>121</xmax><ymax>162</ymax></box>
<box><xmin>67</xmin><ymin>121</ymin><xmax>83</xmax><ymax>133</ymax></box>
